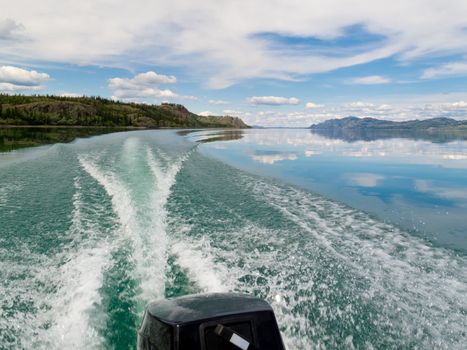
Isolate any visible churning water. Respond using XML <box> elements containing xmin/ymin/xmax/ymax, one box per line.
<box><xmin>0</xmin><ymin>130</ymin><xmax>466</xmax><ymax>349</ymax></box>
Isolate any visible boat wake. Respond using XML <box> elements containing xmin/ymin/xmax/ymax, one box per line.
<box><xmin>1</xmin><ymin>132</ymin><xmax>466</xmax><ymax>350</ymax></box>
<box><xmin>165</xmin><ymin>154</ymin><xmax>467</xmax><ymax>349</ymax></box>
<box><xmin>0</xmin><ymin>136</ymin><xmax>190</xmax><ymax>349</ymax></box>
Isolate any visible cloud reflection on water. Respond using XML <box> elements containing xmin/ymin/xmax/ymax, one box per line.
<box><xmin>230</xmin><ymin>129</ymin><xmax>467</xmax><ymax>169</ymax></box>
<box><xmin>195</xmin><ymin>128</ymin><xmax>467</xmax><ymax>250</ymax></box>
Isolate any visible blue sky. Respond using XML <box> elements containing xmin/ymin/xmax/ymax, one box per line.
<box><xmin>1</xmin><ymin>0</ymin><xmax>467</xmax><ymax>126</ymax></box>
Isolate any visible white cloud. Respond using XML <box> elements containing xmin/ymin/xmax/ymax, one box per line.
<box><xmin>5</xmin><ymin>1</ymin><xmax>467</xmax><ymax>87</ymax></box>
<box><xmin>108</xmin><ymin>71</ymin><xmax>175</xmax><ymax>91</ymax></box>
<box><xmin>198</xmin><ymin>111</ymin><xmax>213</xmax><ymax>116</ymax></box>
<box><xmin>223</xmin><ymin>109</ymin><xmax>251</xmax><ymax>117</ymax></box>
<box><xmin>237</xmin><ymin>95</ymin><xmax>467</xmax><ymax>127</ymax></box>
<box><xmin>421</xmin><ymin>61</ymin><xmax>467</xmax><ymax>79</ymax></box>
<box><xmin>340</xmin><ymin>99</ymin><xmax>467</xmax><ymax>121</ymax></box>
<box><xmin>249</xmin><ymin>96</ymin><xmax>300</xmax><ymax>106</ymax></box>
<box><xmin>347</xmin><ymin>101</ymin><xmax>375</xmax><ymax>108</ymax></box>
<box><xmin>242</xmin><ymin>110</ymin><xmax>342</xmax><ymax>127</ymax></box>
<box><xmin>0</xmin><ymin>82</ymin><xmax>43</xmax><ymax>92</ymax></box>
<box><xmin>0</xmin><ymin>66</ymin><xmax>50</xmax><ymax>92</ymax></box>
<box><xmin>348</xmin><ymin>75</ymin><xmax>391</xmax><ymax>85</ymax></box>
<box><xmin>305</xmin><ymin>102</ymin><xmax>324</xmax><ymax>109</ymax></box>
<box><xmin>108</xmin><ymin>71</ymin><xmax>195</xmax><ymax>101</ymax></box>
<box><xmin>208</xmin><ymin>99</ymin><xmax>229</xmax><ymax>105</ymax></box>
<box><xmin>0</xmin><ymin>19</ymin><xmax>23</xmax><ymax>40</ymax></box>
<box><xmin>450</xmin><ymin>101</ymin><xmax>467</xmax><ymax>108</ymax></box>
<box><xmin>111</xmin><ymin>88</ymin><xmax>177</xmax><ymax>100</ymax></box>
<box><xmin>0</xmin><ymin>66</ymin><xmax>50</xmax><ymax>86</ymax></box>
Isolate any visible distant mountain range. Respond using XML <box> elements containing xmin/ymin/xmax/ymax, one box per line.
<box><xmin>310</xmin><ymin>117</ymin><xmax>467</xmax><ymax>142</ymax></box>
<box><xmin>310</xmin><ymin>116</ymin><xmax>467</xmax><ymax>130</ymax></box>
<box><xmin>0</xmin><ymin>94</ymin><xmax>248</xmax><ymax>129</ymax></box>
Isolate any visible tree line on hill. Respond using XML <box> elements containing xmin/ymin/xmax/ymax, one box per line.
<box><xmin>0</xmin><ymin>94</ymin><xmax>248</xmax><ymax>128</ymax></box>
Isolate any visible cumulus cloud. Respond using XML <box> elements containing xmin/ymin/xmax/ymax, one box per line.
<box><xmin>223</xmin><ymin>109</ymin><xmax>251</xmax><ymax>117</ymax></box>
<box><xmin>341</xmin><ymin>100</ymin><xmax>467</xmax><ymax>121</ymax></box>
<box><xmin>108</xmin><ymin>71</ymin><xmax>176</xmax><ymax>91</ymax></box>
<box><xmin>198</xmin><ymin>111</ymin><xmax>213</xmax><ymax>116</ymax></box>
<box><xmin>348</xmin><ymin>75</ymin><xmax>391</xmax><ymax>85</ymax></box>
<box><xmin>347</xmin><ymin>101</ymin><xmax>375</xmax><ymax>108</ymax></box>
<box><xmin>421</xmin><ymin>61</ymin><xmax>467</xmax><ymax>79</ymax></box>
<box><xmin>0</xmin><ymin>19</ymin><xmax>23</xmax><ymax>40</ymax></box>
<box><xmin>111</xmin><ymin>88</ymin><xmax>177</xmax><ymax>100</ymax></box>
<box><xmin>242</xmin><ymin>110</ymin><xmax>341</xmax><ymax>127</ymax></box>
<box><xmin>237</xmin><ymin>96</ymin><xmax>467</xmax><ymax>127</ymax></box>
<box><xmin>108</xmin><ymin>71</ymin><xmax>195</xmax><ymax>101</ymax></box>
<box><xmin>450</xmin><ymin>101</ymin><xmax>467</xmax><ymax>108</ymax></box>
<box><xmin>0</xmin><ymin>66</ymin><xmax>50</xmax><ymax>86</ymax></box>
<box><xmin>208</xmin><ymin>99</ymin><xmax>229</xmax><ymax>105</ymax></box>
<box><xmin>306</xmin><ymin>102</ymin><xmax>324</xmax><ymax>109</ymax></box>
<box><xmin>0</xmin><ymin>65</ymin><xmax>50</xmax><ymax>92</ymax></box>
<box><xmin>249</xmin><ymin>96</ymin><xmax>300</xmax><ymax>106</ymax></box>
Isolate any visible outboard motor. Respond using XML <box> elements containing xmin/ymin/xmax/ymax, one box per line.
<box><xmin>137</xmin><ymin>293</ymin><xmax>285</xmax><ymax>350</ymax></box>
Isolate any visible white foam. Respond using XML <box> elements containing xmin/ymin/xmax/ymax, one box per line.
<box><xmin>0</xmin><ymin>177</ymin><xmax>111</xmax><ymax>349</ymax></box>
<box><xmin>170</xmin><ymin>239</ymin><xmax>232</xmax><ymax>293</ymax></box>
<box><xmin>142</xmin><ymin>147</ymin><xmax>188</xmax><ymax>297</ymax></box>
<box><xmin>167</xmin><ymin>170</ymin><xmax>467</xmax><ymax>348</ymax></box>
<box><xmin>78</xmin><ymin>145</ymin><xmax>188</xmax><ymax>304</ymax></box>
<box><xmin>242</xmin><ymin>176</ymin><xmax>467</xmax><ymax>348</ymax></box>
<box><xmin>44</xmin><ymin>244</ymin><xmax>109</xmax><ymax>349</ymax></box>
<box><xmin>79</xmin><ymin>154</ymin><xmax>156</xmax><ymax>302</ymax></box>
<box><xmin>41</xmin><ymin>178</ymin><xmax>110</xmax><ymax>349</ymax></box>
<box><xmin>0</xmin><ymin>181</ymin><xmax>22</xmax><ymax>208</ymax></box>
<box><xmin>0</xmin><ymin>186</ymin><xmax>7</xmax><ymax>207</ymax></box>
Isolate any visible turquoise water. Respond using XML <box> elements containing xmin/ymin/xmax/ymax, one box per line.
<box><xmin>0</xmin><ymin>130</ymin><xmax>466</xmax><ymax>349</ymax></box>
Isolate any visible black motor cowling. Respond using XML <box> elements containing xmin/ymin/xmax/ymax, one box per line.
<box><xmin>137</xmin><ymin>293</ymin><xmax>285</xmax><ymax>350</ymax></box>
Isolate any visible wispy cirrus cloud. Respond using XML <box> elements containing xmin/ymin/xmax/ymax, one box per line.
<box><xmin>0</xmin><ymin>65</ymin><xmax>50</xmax><ymax>92</ymax></box>
<box><xmin>4</xmin><ymin>1</ymin><xmax>467</xmax><ymax>88</ymax></box>
<box><xmin>208</xmin><ymin>99</ymin><xmax>229</xmax><ymax>105</ymax></box>
<box><xmin>249</xmin><ymin>96</ymin><xmax>300</xmax><ymax>106</ymax></box>
<box><xmin>421</xmin><ymin>61</ymin><xmax>467</xmax><ymax>79</ymax></box>
<box><xmin>347</xmin><ymin>75</ymin><xmax>391</xmax><ymax>85</ymax></box>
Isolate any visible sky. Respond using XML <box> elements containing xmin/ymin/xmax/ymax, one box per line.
<box><xmin>1</xmin><ymin>0</ymin><xmax>467</xmax><ymax>127</ymax></box>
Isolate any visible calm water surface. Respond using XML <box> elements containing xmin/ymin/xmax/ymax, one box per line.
<box><xmin>195</xmin><ymin>129</ymin><xmax>467</xmax><ymax>252</ymax></box>
<box><xmin>0</xmin><ymin>129</ymin><xmax>466</xmax><ymax>349</ymax></box>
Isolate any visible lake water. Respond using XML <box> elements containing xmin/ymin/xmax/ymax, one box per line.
<box><xmin>0</xmin><ymin>127</ymin><xmax>126</xmax><ymax>152</ymax></box>
<box><xmin>195</xmin><ymin>129</ymin><xmax>467</xmax><ymax>252</ymax></box>
<box><xmin>0</xmin><ymin>129</ymin><xmax>466</xmax><ymax>349</ymax></box>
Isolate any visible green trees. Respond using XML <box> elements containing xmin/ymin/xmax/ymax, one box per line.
<box><xmin>0</xmin><ymin>93</ymin><xmax>248</xmax><ymax>128</ymax></box>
